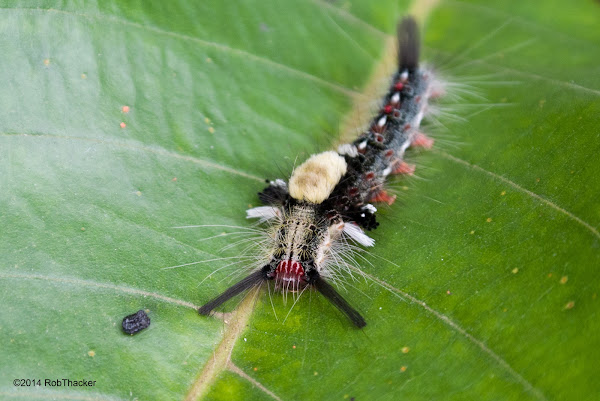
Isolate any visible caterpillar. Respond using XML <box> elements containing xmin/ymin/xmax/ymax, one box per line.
<box><xmin>199</xmin><ymin>17</ymin><xmax>442</xmax><ymax>328</ymax></box>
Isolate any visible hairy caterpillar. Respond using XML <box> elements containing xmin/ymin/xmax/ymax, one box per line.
<box><xmin>199</xmin><ymin>17</ymin><xmax>442</xmax><ymax>328</ymax></box>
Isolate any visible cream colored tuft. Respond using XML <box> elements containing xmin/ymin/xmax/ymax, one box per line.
<box><xmin>288</xmin><ymin>151</ymin><xmax>347</xmax><ymax>204</ymax></box>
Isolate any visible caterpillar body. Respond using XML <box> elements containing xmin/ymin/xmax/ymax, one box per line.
<box><xmin>199</xmin><ymin>17</ymin><xmax>441</xmax><ymax>328</ymax></box>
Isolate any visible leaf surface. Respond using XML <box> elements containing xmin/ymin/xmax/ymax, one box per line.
<box><xmin>1</xmin><ymin>1</ymin><xmax>598</xmax><ymax>400</ymax></box>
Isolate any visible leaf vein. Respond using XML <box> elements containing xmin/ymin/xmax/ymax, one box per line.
<box><xmin>228</xmin><ymin>362</ymin><xmax>282</xmax><ymax>401</ymax></box>
<box><xmin>437</xmin><ymin>150</ymin><xmax>600</xmax><ymax>240</ymax></box>
<box><xmin>184</xmin><ymin>287</ymin><xmax>261</xmax><ymax>400</ymax></box>
<box><xmin>313</xmin><ymin>0</ymin><xmax>387</xmax><ymax>37</ymax></box>
<box><xmin>360</xmin><ymin>270</ymin><xmax>547</xmax><ymax>400</ymax></box>
<box><xmin>0</xmin><ymin>272</ymin><xmax>199</xmax><ymax>309</ymax></box>
<box><xmin>0</xmin><ymin>7</ymin><xmax>358</xmax><ymax>97</ymax></box>
<box><xmin>1</xmin><ymin>132</ymin><xmax>264</xmax><ymax>182</ymax></box>
<box><xmin>443</xmin><ymin>0</ymin><xmax>600</xmax><ymax>49</ymax></box>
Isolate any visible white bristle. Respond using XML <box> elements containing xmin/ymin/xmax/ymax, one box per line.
<box><xmin>270</xmin><ymin>179</ymin><xmax>287</xmax><ymax>189</ymax></box>
<box><xmin>342</xmin><ymin>222</ymin><xmax>375</xmax><ymax>247</ymax></box>
<box><xmin>246</xmin><ymin>206</ymin><xmax>282</xmax><ymax>222</ymax></box>
<box><xmin>362</xmin><ymin>204</ymin><xmax>377</xmax><ymax>213</ymax></box>
<box><xmin>337</xmin><ymin>144</ymin><xmax>359</xmax><ymax>157</ymax></box>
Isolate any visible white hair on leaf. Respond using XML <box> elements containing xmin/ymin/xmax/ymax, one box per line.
<box><xmin>288</xmin><ymin>151</ymin><xmax>347</xmax><ymax>204</ymax></box>
<box><xmin>342</xmin><ymin>222</ymin><xmax>375</xmax><ymax>247</ymax></box>
<box><xmin>337</xmin><ymin>144</ymin><xmax>358</xmax><ymax>157</ymax></box>
<box><xmin>362</xmin><ymin>204</ymin><xmax>377</xmax><ymax>214</ymax></box>
<box><xmin>270</xmin><ymin>179</ymin><xmax>287</xmax><ymax>189</ymax></box>
<box><xmin>246</xmin><ymin>206</ymin><xmax>282</xmax><ymax>223</ymax></box>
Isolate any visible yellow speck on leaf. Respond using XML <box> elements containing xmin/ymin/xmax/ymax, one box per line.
<box><xmin>500</xmin><ymin>191</ymin><xmax>506</xmax><ymax>196</ymax></box>
<box><xmin>208</xmin><ymin>127</ymin><xmax>215</xmax><ymax>134</ymax></box>
<box><xmin>400</xmin><ymin>366</ymin><xmax>407</xmax><ymax>372</ymax></box>
<box><xmin>43</xmin><ymin>58</ymin><xmax>50</xmax><ymax>66</ymax></box>
<box><xmin>560</xmin><ymin>276</ymin><xmax>568</xmax><ymax>284</ymax></box>
<box><xmin>470</xmin><ymin>230</ymin><xmax>475</xmax><ymax>235</ymax></box>
<box><xmin>486</xmin><ymin>217</ymin><xmax>492</xmax><ymax>223</ymax></box>
<box><xmin>512</xmin><ymin>268</ymin><xmax>519</xmax><ymax>274</ymax></box>
<box><xmin>401</xmin><ymin>346</ymin><xmax>410</xmax><ymax>354</ymax></box>
<box><xmin>564</xmin><ymin>301</ymin><xmax>575</xmax><ymax>310</ymax></box>
<box><xmin>88</xmin><ymin>350</ymin><xmax>95</xmax><ymax>357</ymax></box>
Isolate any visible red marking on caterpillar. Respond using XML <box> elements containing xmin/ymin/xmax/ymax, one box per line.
<box><xmin>370</xmin><ymin>190</ymin><xmax>397</xmax><ymax>205</ymax></box>
<box><xmin>411</xmin><ymin>132</ymin><xmax>435</xmax><ymax>149</ymax></box>
<box><xmin>393</xmin><ymin>161</ymin><xmax>416</xmax><ymax>175</ymax></box>
<box><xmin>275</xmin><ymin>260</ymin><xmax>305</xmax><ymax>291</ymax></box>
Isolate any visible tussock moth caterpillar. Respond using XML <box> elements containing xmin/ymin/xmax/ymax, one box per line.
<box><xmin>198</xmin><ymin>17</ymin><xmax>445</xmax><ymax>328</ymax></box>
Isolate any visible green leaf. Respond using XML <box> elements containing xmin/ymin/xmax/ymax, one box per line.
<box><xmin>1</xmin><ymin>1</ymin><xmax>598</xmax><ymax>400</ymax></box>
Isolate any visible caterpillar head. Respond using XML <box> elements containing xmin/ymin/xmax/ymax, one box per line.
<box><xmin>265</xmin><ymin>204</ymin><xmax>327</xmax><ymax>292</ymax></box>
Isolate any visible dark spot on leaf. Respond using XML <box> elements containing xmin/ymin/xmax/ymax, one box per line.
<box><xmin>122</xmin><ymin>310</ymin><xmax>150</xmax><ymax>335</ymax></box>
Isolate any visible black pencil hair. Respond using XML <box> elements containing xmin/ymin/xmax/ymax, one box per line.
<box><xmin>198</xmin><ymin>269</ymin><xmax>266</xmax><ymax>315</ymax></box>
<box><xmin>313</xmin><ymin>276</ymin><xmax>367</xmax><ymax>328</ymax></box>
<box><xmin>398</xmin><ymin>16</ymin><xmax>420</xmax><ymax>71</ymax></box>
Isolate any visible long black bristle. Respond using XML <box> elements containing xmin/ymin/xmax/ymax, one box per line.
<box><xmin>398</xmin><ymin>16</ymin><xmax>420</xmax><ymax>71</ymax></box>
<box><xmin>198</xmin><ymin>269</ymin><xmax>266</xmax><ymax>315</ymax></box>
<box><xmin>313</xmin><ymin>277</ymin><xmax>366</xmax><ymax>328</ymax></box>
